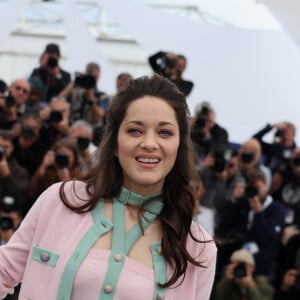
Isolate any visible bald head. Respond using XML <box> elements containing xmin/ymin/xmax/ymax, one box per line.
<box><xmin>9</xmin><ymin>79</ymin><xmax>30</xmax><ymax>106</ymax></box>
<box><xmin>240</xmin><ymin>138</ymin><xmax>261</xmax><ymax>165</ymax></box>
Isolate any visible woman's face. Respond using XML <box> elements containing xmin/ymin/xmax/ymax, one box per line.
<box><xmin>116</xmin><ymin>96</ymin><xmax>180</xmax><ymax>195</ymax></box>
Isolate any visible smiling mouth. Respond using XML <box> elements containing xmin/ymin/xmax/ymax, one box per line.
<box><xmin>136</xmin><ymin>157</ymin><xmax>160</xmax><ymax>164</ymax></box>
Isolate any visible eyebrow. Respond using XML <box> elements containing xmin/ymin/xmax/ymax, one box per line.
<box><xmin>126</xmin><ymin>121</ymin><xmax>176</xmax><ymax>127</ymax></box>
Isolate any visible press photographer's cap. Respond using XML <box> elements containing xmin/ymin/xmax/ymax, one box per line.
<box><xmin>194</xmin><ymin>101</ymin><xmax>213</xmax><ymax>115</ymax></box>
<box><xmin>45</xmin><ymin>43</ymin><xmax>60</xmax><ymax>56</ymax></box>
<box><xmin>230</xmin><ymin>249</ymin><xmax>255</xmax><ymax>265</ymax></box>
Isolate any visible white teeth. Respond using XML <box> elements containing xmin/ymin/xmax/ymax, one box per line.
<box><xmin>137</xmin><ymin>157</ymin><xmax>159</xmax><ymax>163</ymax></box>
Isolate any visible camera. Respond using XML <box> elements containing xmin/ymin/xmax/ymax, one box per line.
<box><xmin>55</xmin><ymin>152</ymin><xmax>69</xmax><ymax>169</ymax></box>
<box><xmin>5</xmin><ymin>95</ymin><xmax>15</xmax><ymax>108</ymax></box>
<box><xmin>245</xmin><ymin>185</ymin><xmax>259</xmax><ymax>198</ymax></box>
<box><xmin>241</xmin><ymin>152</ymin><xmax>254</xmax><ymax>164</ymax></box>
<box><xmin>213</xmin><ymin>151</ymin><xmax>227</xmax><ymax>173</ymax></box>
<box><xmin>0</xmin><ymin>216</ymin><xmax>14</xmax><ymax>231</ymax></box>
<box><xmin>47</xmin><ymin>57</ymin><xmax>58</xmax><ymax>69</ymax></box>
<box><xmin>233</xmin><ymin>262</ymin><xmax>247</xmax><ymax>278</ymax></box>
<box><xmin>195</xmin><ymin>115</ymin><xmax>207</xmax><ymax>129</ymax></box>
<box><xmin>49</xmin><ymin>110</ymin><xmax>63</xmax><ymax>124</ymax></box>
<box><xmin>213</xmin><ymin>149</ymin><xmax>233</xmax><ymax>173</ymax></box>
<box><xmin>0</xmin><ymin>146</ymin><xmax>5</xmax><ymax>160</ymax></box>
<box><xmin>77</xmin><ymin>136</ymin><xmax>90</xmax><ymax>151</ymax></box>
<box><xmin>21</xmin><ymin>125</ymin><xmax>35</xmax><ymax>139</ymax></box>
<box><xmin>74</xmin><ymin>72</ymin><xmax>96</xmax><ymax>89</ymax></box>
<box><xmin>292</xmin><ymin>155</ymin><xmax>300</xmax><ymax>167</ymax></box>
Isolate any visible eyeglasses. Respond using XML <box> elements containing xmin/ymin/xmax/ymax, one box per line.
<box><xmin>14</xmin><ymin>85</ymin><xmax>29</xmax><ymax>94</ymax></box>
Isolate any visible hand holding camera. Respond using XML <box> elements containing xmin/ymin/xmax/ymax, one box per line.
<box><xmin>0</xmin><ymin>146</ymin><xmax>10</xmax><ymax>177</ymax></box>
<box><xmin>74</xmin><ymin>72</ymin><xmax>96</xmax><ymax>90</ymax></box>
<box><xmin>38</xmin><ymin>150</ymin><xmax>55</xmax><ymax>176</ymax></box>
<box><xmin>55</xmin><ymin>152</ymin><xmax>71</xmax><ymax>181</ymax></box>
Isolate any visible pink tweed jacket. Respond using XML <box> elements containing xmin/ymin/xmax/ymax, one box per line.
<box><xmin>0</xmin><ymin>181</ymin><xmax>217</xmax><ymax>299</ymax></box>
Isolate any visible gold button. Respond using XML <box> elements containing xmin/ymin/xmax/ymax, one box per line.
<box><xmin>104</xmin><ymin>284</ymin><xmax>113</xmax><ymax>294</ymax></box>
<box><xmin>114</xmin><ymin>253</ymin><xmax>123</xmax><ymax>262</ymax></box>
<box><xmin>157</xmin><ymin>292</ymin><xmax>165</xmax><ymax>300</ymax></box>
<box><xmin>157</xmin><ymin>246</ymin><xmax>162</xmax><ymax>254</ymax></box>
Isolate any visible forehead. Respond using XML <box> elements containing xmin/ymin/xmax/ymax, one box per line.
<box><xmin>51</xmin><ymin>100</ymin><xmax>68</xmax><ymax>109</ymax></box>
<box><xmin>124</xmin><ymin>96</ymin><xmax>178</xmax><ymax>122</ymax></box>
<box><xmin>12</xmin><ymin>80</ymin><xmax>30</xmax><ymax>89</ymax></box>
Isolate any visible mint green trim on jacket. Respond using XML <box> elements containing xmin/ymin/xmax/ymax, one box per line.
<box><xmin>56</xmin><ymin>195</ymin><xmax>166</xmax><ymax>300</ymax></box>
<box><xmin>31</xmin><ymin>246</ymin><xmax>60</xmax><ymax>267</ymax></box>
<box><xmin>56</xmin><ymin>201</ymin><xmax>112</xmax><ymax>300</ymax></box>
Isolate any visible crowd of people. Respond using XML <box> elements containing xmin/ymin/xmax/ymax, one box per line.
<box><xmin>0</xmin><ymin>43</ymin><xmax>299</xmax><ymax>299</ymax></box>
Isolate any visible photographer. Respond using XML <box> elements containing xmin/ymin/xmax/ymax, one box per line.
<box><xmin>0</xmin><ymin>79</ymin><xmax>31</xmax><ymax>130</ymax></box>
<box><xmin>29</xmin><ymin>43</ymin><xmax>71</xmax><ymax>102</ymax></box>
<box><xmin>218</xmin><ymin>170</ymin><xmax>286</xmax><ymax>279</ymax></box>
<box><xmin>0</xmin><ymin>132</ymin><xmax>29</xmax><ymax>205</ymax></box>
<box><xmin>12</xmin><ymin>113</ymin><xmax>49</xmax><ymax>175</ymax></box>
<box><xmin>215</xmin><ymin>249</ymin><xmax>274</xmax><ymax>300</ymax></box>
<box><xmin>191</xmin><ymin>102</ymin><xmax>229</xmax><ymax>164</ymax></box>
<box><xmin>238</xmin><ymin>138</ymin><xmax>272</xmax><ymax>190</ymax></box>
<box><xmin>39</xmin><ymin>97</ymin><xmax>70</xmax><ymax>147</ymax></box>
<box><xmin>199</xmin><ymin>148</ymin><xmax>245</xmax><ymax>228</ymax></box>
<box><xmin>59</xmin><ymin>62</ymin><xmax>109</xmax><ymax>127</ymax></box>
<box><xmin>273</xmin><ymin>232</ymin><xmax>300</xmax><ymax>300</ymax></box>
<box><xmin>148</xmin><ymin>50</ymin><xmax>194</xmax><ymax>96</ymax></box>
<box><xmin>270</xmin><ymin>147</ymin><xmax>300</xmax><ymax>227</ymax></box>
<box><xmin>68</xmin><ymin>120</ymin><xmax>97</xmax><ymax>175</ymax></box>
<box><xmin>27</xmin><ymin>137</ymin><xmax>82</xmax><ymax>203</ymax></box>
<box><xmin>253</xmin><ymin>121</ymin><xmax>296</xmax><ymax>173</ymax></box>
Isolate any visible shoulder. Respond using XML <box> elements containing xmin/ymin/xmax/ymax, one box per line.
<box><xmin>188</xmin><ymin>221</ymin><xmax>217</xmax><ymax>263</ymax></box>
<box><xmin>35</xmin><ymin>180</ymin><xmax>89</xmax><ymax>210</ymax></box>
<box><xmin>60</xmin><ymin>69</ymin><xmax>71</xmax><ymax>79</ymax></box>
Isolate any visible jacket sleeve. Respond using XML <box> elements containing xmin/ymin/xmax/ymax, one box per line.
<box><xmin>0</xmin><ymin>185</ymin><xmax>50</xmax><ymax>298</ymax></box>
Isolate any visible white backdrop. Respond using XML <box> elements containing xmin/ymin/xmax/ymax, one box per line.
<box><xmin>1</xmin><ymin>0</ymin><xmax>300</xmax><ymax>145</ymax></box>
<box><xmin>99</xmin><ymin>0</ymin><xmax>300</xmax><ymax>144</ymax></box>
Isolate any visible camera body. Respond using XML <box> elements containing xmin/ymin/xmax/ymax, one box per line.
<box><xmin>213</xmin><ymin>151</ymin><xmax>227</xmax><ymax>173</ymax></box>
<box><xmin>74</xmin><ymin>73</ymin><xmax>96</xmax><ymax>89</ymax></box>
<box><xmin>241</xmin><ymin>152</ymin><xmax>254</xmax><ymax>164</ymax></box>
<box><xmin>245</xmin><ymin>185</ymin><xmax>259</xmax><ymax>198</ymax></box>
<box><xmin>233</xmin><ymin>262</ymin><xmax>247</xmax><ymax>278</ymax></box>
<box><xmin>292</xmin><ymin>155</ymin><xmax>300</xmax><ymax>167</ymax></box>
<box><xmin>21</xmin><ymin>125</ymin><xmax>36</xmax><ymax>139</ymax></box>
<box><xmin>77</xmin><ymin>136</ymin><xmax>90</xmax><ymax>151</ymax></box>
<box><xmin>0</xmin><ymin>216</ymin><xmax>14</xmax><ymax>231</ymax></box>
<box><xmin>55</xmin><ymin>152</ymin><xmax>69</xmax><ymax>169</ymax></box>
<box><xmin>4</xmin><ymin>95</ymin><xmax>15</xmax><ymax>108</ymax></box>
<box><xmin>47</xmin><ymin>57</ymin><xmax>58</xmax><ymax>69</ymax></box>
<box><xmin>49</xmin><ymin>110</ymin><xmax>63</xmax><ymax>124</ymax></box>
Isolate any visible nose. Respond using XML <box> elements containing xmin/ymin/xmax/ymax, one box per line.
<box><xmin>140</xmin><ymin>132</ymin><xmax>158</xmax><ymax>150</ymax></box>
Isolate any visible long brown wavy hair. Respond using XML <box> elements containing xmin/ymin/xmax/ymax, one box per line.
<box><xmin>60</xmin><ymin>74</ymin><xmax>209</xmax><ymax>287</ymax></box>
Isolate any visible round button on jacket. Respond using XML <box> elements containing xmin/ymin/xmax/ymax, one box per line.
<box><xmin>157</xmin><ymin>292</ymin><xmax>165</xmax><ymax>300</ymax></box>
<box><xmin>157</xmin><ymin>246</ymin><xmax>162</xmax><ymax>254</ymax></box>
<box><xmin>104</xmin><ymin>284</ymin><xmax>113</xmax><ymax>294</ymax></box>
<box><xmin>40</xmin><ymin>252</ymin><xmax>50</xmax><ymax>262</ymax></box>
<box><xmin>113</xmin><ymin>254</ymin><xmax>123</xmax><ymax>262</ymax></box>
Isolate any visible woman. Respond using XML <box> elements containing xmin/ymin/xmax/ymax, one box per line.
<box><xmin>0</xmin><ymin>75</ymin><xmax>216</xmax><ymax>299</ymax></box>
